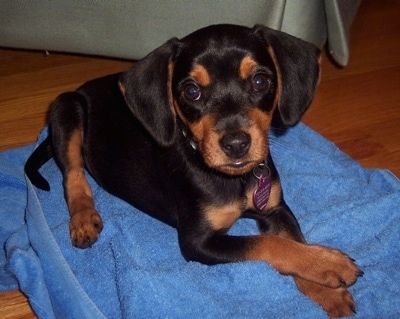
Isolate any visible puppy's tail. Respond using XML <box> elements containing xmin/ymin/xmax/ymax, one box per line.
<box><xmin>25</xmin><ymin>137</ymin><xmax>53</xmax><ymax>191</ymax></box>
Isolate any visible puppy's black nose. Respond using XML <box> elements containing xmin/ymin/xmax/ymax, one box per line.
<box><xmin>220</xmin><ymin>132</ymin><xmax>251</xmax><ymax>158</ymax></box>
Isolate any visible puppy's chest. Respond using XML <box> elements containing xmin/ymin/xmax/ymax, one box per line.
<box><xmin>202</xmin><ymin>174</ymin><xmax>280</xmax><ymax>232</ymax></box>
<box><xmin>201</xmin><ymin>170</ymin><xmax>279</xmax><ymax>211</ymax></box>
<box><xmin>202</xmin><ymin>176</ymin><xmax>278</xmax><ymax>232</ymax></box>
<box><xmin>198</xmin><ymin>173</ymin><xmax>258</xmax><ymax>208</ymax></box>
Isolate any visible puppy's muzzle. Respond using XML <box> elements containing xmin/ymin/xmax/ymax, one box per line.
<box><xmin>219</xmin><ymin>131</ymin><xmax>251</xmax><ymax>159</ymax></box>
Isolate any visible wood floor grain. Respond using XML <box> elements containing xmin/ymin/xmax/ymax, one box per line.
<box><xmin>0</xmin><ymin>0</ymin><xmax>399</xmax><ymax>317</ymax></box>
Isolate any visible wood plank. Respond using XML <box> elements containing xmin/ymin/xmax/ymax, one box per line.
<box><xmin>0</xmin><ymin>291</ymin><xmax>36</xmax><ymax>319</ymax></box>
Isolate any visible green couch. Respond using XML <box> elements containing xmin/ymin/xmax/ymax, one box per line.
<box><xmin>0</xmin><ymin>0</ymin><xmax>360</xmax><ymax>65</ymax></box>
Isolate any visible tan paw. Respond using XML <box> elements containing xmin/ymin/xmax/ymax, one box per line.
<box><xmin>299</xmin><ymin>245</ymin><xmax>363</xmax><ymax>288</ymax></box>
<box><xmin>69</xmin><ymin>209</ymin><xmax>103</xmax><ymax>248</ymax></box>
<box><xmin>295</xmin><ymin>277</ymin><xmax>357</xmax><ymax>318</ymax></box>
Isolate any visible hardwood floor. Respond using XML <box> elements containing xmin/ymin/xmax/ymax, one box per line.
<box><xmin>302</xmin><ymin>0</ymin><xmax>400</xmax><ymax>175</ymax></box>
<box><xmin>0</xmin><ymin>0</ymin><xmax>399</xmax><ymax>317</ymax></box>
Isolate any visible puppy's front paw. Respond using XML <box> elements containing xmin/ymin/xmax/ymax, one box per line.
<box><xmin>295</xmin><ymin>277</ymin><xmax>357</xmax><ymax>318</ymax></box>
<box><xmin>69</xmin><ymin>209</ymin><xmax>103</xmax><ymax>248</ymax></box>
<box><xmin>305</xmin><ymin>245</ymin><xmax>363</xmax><ymax>288</ymax></box>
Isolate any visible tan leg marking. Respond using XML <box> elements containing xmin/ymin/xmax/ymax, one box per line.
<box><xmin>245</xmin><ymin>235</ymin><xmax>361</xmax><ymax>289</ymax></box>
<box><xmin>65</xmin><ymin>129</ymin><xmax>103</xmax><ymax>248</ymax></box>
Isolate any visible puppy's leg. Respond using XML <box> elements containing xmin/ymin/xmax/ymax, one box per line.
<box><xmin>181</xmin><ymin>203</ymin><xmax>361</xmax><ymax>288</ymax></box>
<box><xmin>181</xmin><ymin>200</ymin><xmax>361</xmax><ymax>317</ymax></box>
<box><xmin>51</xmin><ymin>92</ymin><xmax>103</xmax><ymax>248</ymax></box>
<box><xmin>253</xmin><ymin>204</ymin><xmax>359</xmax><ymax>318</ymax></box>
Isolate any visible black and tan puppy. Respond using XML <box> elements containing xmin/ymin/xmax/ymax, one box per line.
<box><xmin>25</xmin><ymin>24</ymin><xmax>362</xmax><ymax>317</ymax></box>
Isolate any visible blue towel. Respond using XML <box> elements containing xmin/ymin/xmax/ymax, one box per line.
<box><xmin>1</xmin><ymin>123</ymin><xmax>400</xmax><ymax>318</ymax></box>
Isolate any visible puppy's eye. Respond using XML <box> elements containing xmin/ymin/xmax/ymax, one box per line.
<box><xmin>251</xmin><ymin>73</ymin><xmax>271</xmax><ymax>92</ymax></box>
<box><xmin>183</xmin><ymin>83</ymin><xmax>201</xmax><ymax>101</ymax></box>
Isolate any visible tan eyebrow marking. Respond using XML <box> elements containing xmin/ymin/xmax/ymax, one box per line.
<box><xmin>190</xmin><ymin>64</ymin><xmax>211</xmax><ymax>86</ymax></box>
<box><xmin>239</xmin><ymin>55</ymin><xmax>258</xmax><ymax>79</ymax></box>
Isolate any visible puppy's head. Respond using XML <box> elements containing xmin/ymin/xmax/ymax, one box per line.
<box><xmin>119</xmin><ymin>24</ymin><xmax>320</xmax><ymax>176</ymax></box>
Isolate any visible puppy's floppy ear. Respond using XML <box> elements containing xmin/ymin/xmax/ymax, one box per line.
<box><xmin>119</xmin><ymin>38</ymin><xmax>180</xmax><ymax>147</ymax></box>
<box><xmin>253</xmin><ymin>25</ymin><xmax>321</xmax><ymax>126</ymax></box>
